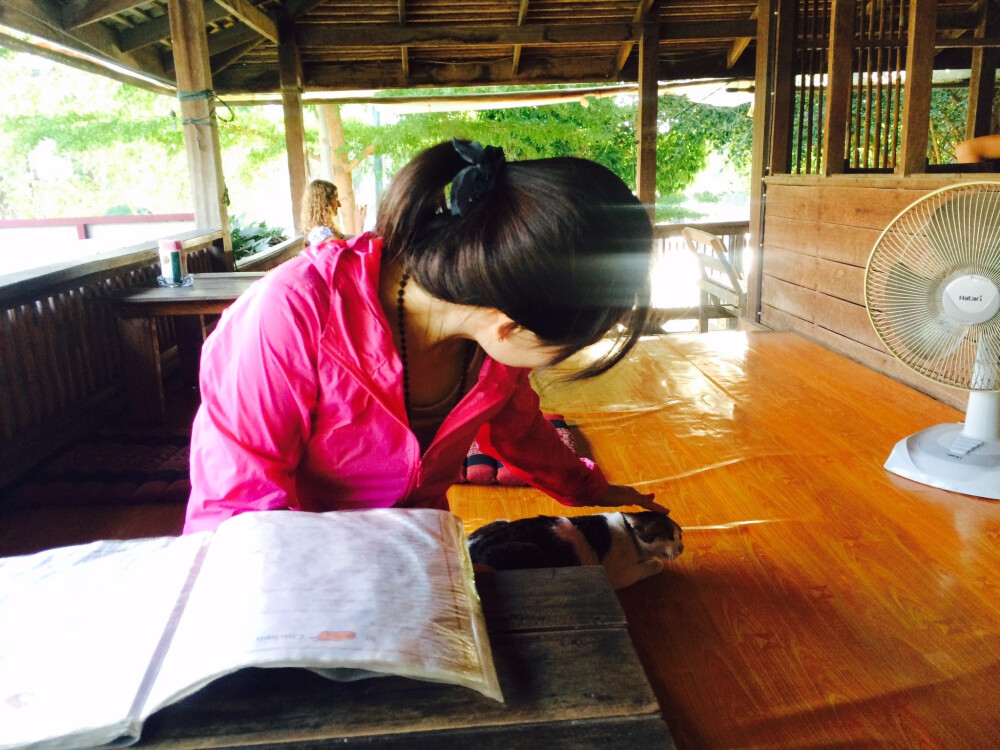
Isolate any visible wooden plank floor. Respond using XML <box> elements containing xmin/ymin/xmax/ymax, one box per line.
<box><xmin>3</xmin><ymin>331</ymin><xmax>999</xmax><ymax>748</ymax></box>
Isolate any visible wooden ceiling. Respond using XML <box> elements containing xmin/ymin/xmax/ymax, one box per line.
<box><xmin>3</xmin><ymin>0</ymin><xmax>760</xmax><ymax>95</ymax></box>
<box><xmin>1</xmin><ymin>1</ymin><xmax>990</xmax><ymax>97</ymax></box>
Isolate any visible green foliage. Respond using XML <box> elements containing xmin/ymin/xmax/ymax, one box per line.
<box><xmin>229</xmin><ymin>213</ymin><xmax>287</xmax><ymax>260</ymax></box>
<box><xmin>797</xmin><ymin>85</ymin><xmax>970</xmax><ymax>171</ymax></box>
<box><xmin>0</xmin><ymin>51</ymin><xmax>751</xmax><ymax>225</ymax></box>
<box><xmin>655</xmin><ymin>194</ymin><xmax>706</xmax><ymax>223</ymax></box>
<box><xmin>336</xmin><ymin>92</ymin><xmax>752</xmax><ymax>222</ymax></box>
<box><xmin>104</xmin><ymin>204</ymin><xmax>152</xmax><ymax>215</ymax></box>
<box><xmin>692</xmin><ymin>190</ymin><xmax>722</xmax><ymax>203</ymax></box>
<box><xmin>928</xmin><ymin>88</ymin><xmax>968</xmax><ymax>163</ymax></box>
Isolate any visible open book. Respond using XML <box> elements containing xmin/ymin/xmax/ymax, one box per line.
<box><xmin>0</xmin><ymin>508</ymin><xmax>501</xmax><ymax>750</ymax></box>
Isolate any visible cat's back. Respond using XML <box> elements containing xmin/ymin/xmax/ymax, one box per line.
<box><xmin>468</xmin><ymin>516</ymin><xmax>584</xmax><ymax>570</ymax></box>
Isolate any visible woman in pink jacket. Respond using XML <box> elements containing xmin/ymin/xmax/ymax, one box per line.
<box><xmin>184</xmin><ymin>139</ymin><xmax>666</xmax><ymax>533</ymax></box>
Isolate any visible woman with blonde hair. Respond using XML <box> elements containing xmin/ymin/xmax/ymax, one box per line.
<box><xmin>300</xmin><ymin>179</ymin><xmax>345</xmax><ymax>246</ymax></box>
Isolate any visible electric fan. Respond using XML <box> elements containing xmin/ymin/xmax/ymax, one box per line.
<box><xmin>865</xmin><ymin>181</ymin><xmax>1000</xmax><ymax>500</ymax></box>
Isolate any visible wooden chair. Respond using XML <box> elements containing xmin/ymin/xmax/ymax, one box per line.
<box><xmin>682</xmin><ymin>226</ymin><xmax>746</xmax><ymax>333</ymax></box>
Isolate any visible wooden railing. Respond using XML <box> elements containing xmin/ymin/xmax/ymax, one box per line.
<box><xmin>236</xmin><ymin>235</ymin><xmax>304</xmax><ymax>272</ymax></box>
<box><xmin>0</xmin><ymin>231</ymin><xmax>229</xmax><ymax>490</ymax></box>
<box><xmin>651</xmin><ymin>219</ymin><xmax>750</xmax><ymax>325</ymax></box>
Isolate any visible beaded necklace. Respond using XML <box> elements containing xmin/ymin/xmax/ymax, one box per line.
<box><xmin>396</xmin><ymin>270</ymin><xmax>474</xmax><ymax>416</ymax></box>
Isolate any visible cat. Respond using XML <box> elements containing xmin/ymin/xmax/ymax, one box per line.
<box><xmin>467</xmin><ymin>510</ymin><xmax>684</xmax><ymax>590</ymax></box>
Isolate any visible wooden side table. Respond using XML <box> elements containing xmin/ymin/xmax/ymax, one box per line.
<box><xmin>137</xmin><ymin>567</ymin><xmax>675</xmax><ymax>748</ymax></box>
<box><xmin>111</xmin><ymin>273</ymin><xmax>265</xmax><ymax>424</ymax></box>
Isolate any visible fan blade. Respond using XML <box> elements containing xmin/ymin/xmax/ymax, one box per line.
<box><xmin>875</xmin><ymin>262</ymin><xmax>964</xmax><ymax>364</ymax></box>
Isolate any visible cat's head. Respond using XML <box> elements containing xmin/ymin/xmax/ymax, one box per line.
<box><xmin>625</xmin><ymin>511</ymin><xmax>684</xmax><ymax>561</ymax></box>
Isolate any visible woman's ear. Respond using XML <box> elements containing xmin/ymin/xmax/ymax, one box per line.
<box><xmin>494</xmin><ymin>313</ymin><xmax>520</xmax><ymax>343</ymax></box>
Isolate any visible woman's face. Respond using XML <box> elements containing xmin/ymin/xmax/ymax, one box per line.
<box><xmin>330</xmin><ymin>193</ymin><xmax>341</xmax><ymax>212</ymax></box>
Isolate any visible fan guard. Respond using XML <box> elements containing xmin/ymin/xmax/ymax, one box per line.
<box><xmin>865</xmin><ymin>181</ymin><xmax>1000</xmax><ymax>500</ymax></box>
<box><xmin>866</xmin><ymin>182</ymin><xmax>1000</xmax><ymax>391</ymax></box>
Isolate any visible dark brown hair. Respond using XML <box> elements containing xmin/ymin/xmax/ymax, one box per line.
<box><xmin>376</xmin><ymin>140</ymin><xmax>653</xmax><ymax>379</ymax></box>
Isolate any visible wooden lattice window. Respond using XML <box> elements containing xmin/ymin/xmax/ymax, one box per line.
<box><xmin>791</xmin><ymin>0</ymin><xmax>831</xmax><ymax>174</ymax></box>
<box><xmin>849</xmin><ymin>0</ymin><xmax>907</xmax><ymax>170</ymax></box>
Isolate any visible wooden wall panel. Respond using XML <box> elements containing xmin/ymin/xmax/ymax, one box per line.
<box><xmin>762</xmin><ymin>276</ymin><xmax>814</xmax><ymax>322</ymax></box>
<box><xmin>816</xmin><ymin>257</ymin><xmax>865</xmax><ymax>305</ymax></box>
<box><xmin>764</xmin><ymin>182</ymin><xmax>923</xmax><ymax>228</ymax></box>
<box><xmin>758</xmin><ymin>175</ymin><xmax>1000</xmax><ymax>410</ymax></box>
<box><xmin>766</xmin><ymin>214</ymin><xmax>882</xmax><ymax>265</ymax></box>
<box><xmin>762</xmin><ymin>304</ymin><xmax>964</xmax><ymax>408</ymax></box>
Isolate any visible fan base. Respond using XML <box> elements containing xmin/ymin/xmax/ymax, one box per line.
<box><xmin>885</xmin><ymin>423</ymin><xmax>1000</xmax><ymax>500</ymax></box>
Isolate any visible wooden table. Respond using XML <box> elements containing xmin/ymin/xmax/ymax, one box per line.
<box><xmin>448</xmin><ymin>332</ymin><xmax>1000</xmax><ymax>749</ymax></box>
<box><xmin>136</xmin><ymin>567</ymin><xmax>674</xmax><ymax>748</ymax></box>
<box><xmin>111</xmin><ymin>273</ymin><xmax>264</xmax><ymax>424</ymax></box>
<box><xmin>6</xmin><ymin>330</ymin><xmax>999</xmax><ymax>748</ymax></box>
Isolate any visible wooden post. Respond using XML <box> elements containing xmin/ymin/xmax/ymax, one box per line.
<box><xmin>897</xmin><ymin>0</ymin><xmax>936</xmax><ymax>176</ymax></box>
<box><xmin>279</xmin><ymin>21</ymin><xmax>308</xmax><ymax>234</ymax></box>
<box><xmin>168</xmin><ymin>0</ymin><xmax>233</xmax><ymax>268</ymax></box>
<box><xmin>769</xmin><ymin>0</ymin><xmax>796</xmax><ymax>176</ymax></box>
<box><xmin>966</xmin><ymin>0</ymin><xmax>999</xmax><ymax>140</ymax></box>
<box><xmin>747</xmin><ymin>0</ymin><xmax>782</xmax><ymax>324</ymax></box>
<box><xmin>822</xmin><ymin>0</ymin><xmax>857</xmax><ymax>176</ymax></box>
<box><xmin>636</xmin><ymin>3</ymin><xmax>659</xmax><ymax>223</ymax></box>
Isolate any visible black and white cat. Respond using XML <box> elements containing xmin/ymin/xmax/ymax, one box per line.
<box><xmin>468</xmin><ymin>511</ymin><xmax>684</xmax><ymax>590</ymax></box>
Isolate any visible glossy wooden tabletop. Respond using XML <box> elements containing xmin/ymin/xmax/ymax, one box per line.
<box><xmin>448</xmin><ymin>331</ymin><xmax>1000</xmax><ymax>750</ymax></box>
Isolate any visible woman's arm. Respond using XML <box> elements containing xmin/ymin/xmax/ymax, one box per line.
<box><xmin>185</xmin><ymin>272</ymin><xmax>325</xmax><ymax>532</ymax></box>
<box><xmin>956</xmin><ymin>135</ymin><xmax>1000</xmax><ymax>164</ymax></box>
<box><xmin>475</xmin><ymin>371</ymin><xmax>666</xmax><ymax>512</ymax></box>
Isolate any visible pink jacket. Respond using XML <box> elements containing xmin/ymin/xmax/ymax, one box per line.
<box><xmin>184</xmin><ymin>234</ymin><xmax>608</xmax><ymax>533</ymax></box>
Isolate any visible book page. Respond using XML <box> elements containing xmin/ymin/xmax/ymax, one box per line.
<box><xmin>143</xmin><ymin>508</ymin><xmax>501</xmax><ymax>716</ymax></box>
<box><xmin>0</xmin><ymin>533</ymin><xmax>209</xmax><ymax>750</ymax></box>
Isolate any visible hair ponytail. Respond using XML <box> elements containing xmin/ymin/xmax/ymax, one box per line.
<box><xmin>376</xmin><ymin>142</ymin><xmax>465</xmax><ymax>264</ymax></box>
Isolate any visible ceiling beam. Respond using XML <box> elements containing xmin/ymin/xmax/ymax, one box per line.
<box><xmin>295</xmin><ymin>20</ymin><xmax>757</xmax><ymax>48</ymax></box>
<box><xmin>512</xmin><ymin>0</ymin><xmax>531</xmax><ymax>77</ymax></box>
<box><xmin>726</xmin><ymin>6</ymin><xmax>757</xmax><ymax>69</ymax></box>
<box><xmin>285</xmin><ymin>0</ymin><xmax>326</xmax><ymax>21</ymax></box>
<box><xmin>118</xmin><ymin>1</ymin><xmax>229</xmax><ymax>53</ymax></box>
<box><xmin>165</xmin><ymin>24</ymin><xmax>260</xmax><ymax>74</ymax></box>
<box><xmin>211</xmin><ymin>38</ymin><xmax>264</xmax><ymax>75</ymax></box>
<box><xmin>0</xmin><ymin>28</ymin><xmax>172</xmax><ymax>94</ymax></box>
<box><xmin>215</xmin><ymin>0</ymin><xmax>279</xmax><ymax>44</ymax></box>
<box><xmin>615</xmin><ymin>0</ymin><xmax>656</xmax><ymax>73</ymax></box>
<box><xmin>298</xmin><ymin>23</ymin><xmax>636</xmax><ymax>48</ymax></box>
<box><xmin>399</xmin><ymin>0</ymin><xmax>409</xmax><ymax>79</ymax></box>
<box><xmin>62</xmin><ymin>0</ymin><xmax>143</xmax><ymax>29</ymax></box>
<box><xmin>217</xmin><ymin>54</ymin><xmax>626</xmax><ymax>93</ymax></box>
<box><xmin>1</xmin><ymin>0</ymin><xmax>171</xmax><ymax>84</ymax></box>
<box><xmin>727</xmin><ymin>37</ymin><xmax>752</xmax><ymax>67</ymax></box>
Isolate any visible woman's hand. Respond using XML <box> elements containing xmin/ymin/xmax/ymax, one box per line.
<box><xmin>596</xmin><ymin>484</ymin><xmax>670</xmax><ymax>513</ymax></box>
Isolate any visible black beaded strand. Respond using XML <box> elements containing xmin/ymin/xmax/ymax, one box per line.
<box><xmin>396</xmin><ymin>269</ymin><xmax>475</xmax><ymax>418</ymax></box>
<box><xmin>397</xmin><ymin>270</ymin><xmax>411</xmax><ymax>415</ymax></box>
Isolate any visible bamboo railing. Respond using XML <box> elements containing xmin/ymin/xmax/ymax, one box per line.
<box><xmin>0</xmin><ymin>232</ymin><xmax>301</xmax><ymax>490</ymax></box>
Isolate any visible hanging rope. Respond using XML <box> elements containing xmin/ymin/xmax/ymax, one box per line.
<box><xmin>176</xmin><ymin>89</ymin><xmax>236</xmax><ymax>125</ymax></box>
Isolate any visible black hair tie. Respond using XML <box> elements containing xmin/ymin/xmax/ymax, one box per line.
<box><xmin>449</xmin><ymin>138</ymin><xmax>506</xmax><ymax>217</ymax></box>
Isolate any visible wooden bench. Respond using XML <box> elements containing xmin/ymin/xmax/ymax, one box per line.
<box><xmin>136</xmin><ymin>567</ymin><xmax>675</xmax><ymax>749</ymax></box>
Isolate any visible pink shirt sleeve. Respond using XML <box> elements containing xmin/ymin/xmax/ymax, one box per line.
<box><xmin>185</xmin><ymin>272</ymin><xmax>326</xmax><ymax>532</ymax></box>
<box><xmin>474</xmin><ymin>370</ymin><xmax>608</xmax><ymax>506</ymax></box>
